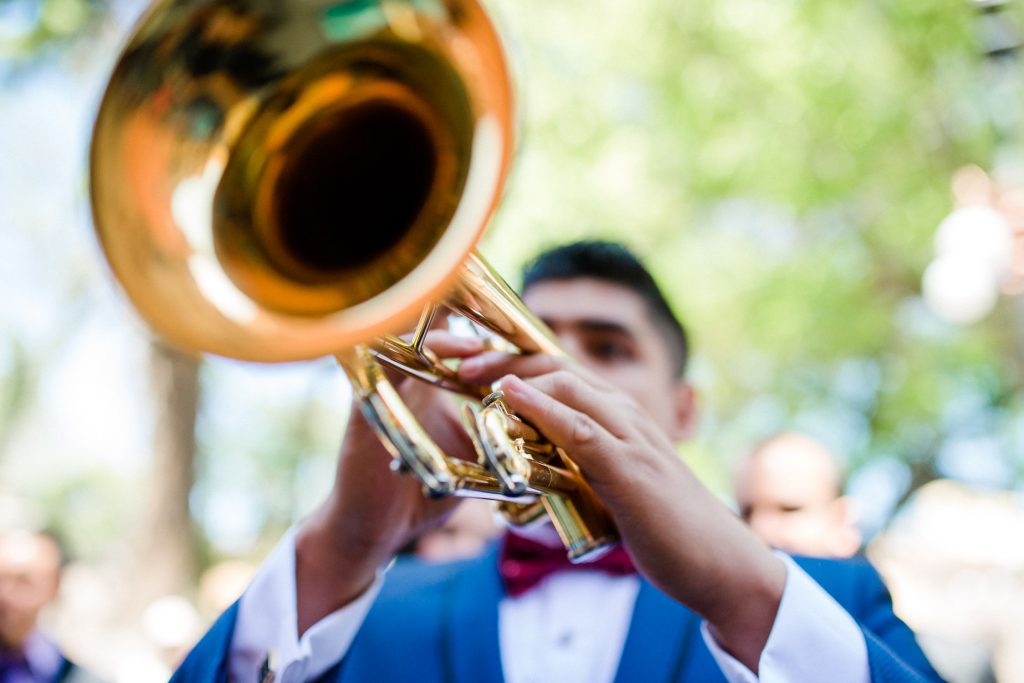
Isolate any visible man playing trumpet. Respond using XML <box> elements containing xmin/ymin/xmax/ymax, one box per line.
<box><xmin>175</xmin><ymin>241</ymin><xmax>940</xmax><ymax>682</ymax></box>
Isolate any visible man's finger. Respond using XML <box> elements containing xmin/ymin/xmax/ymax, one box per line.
<box><xmin>421</xmin><ymin>330</ymin><xmax>486</xmax><ymax>359</ymax></box>
<box><xmin>458</xmin><ymin>350</ymin><xmax>567</xmax><ymax>383</ymax></box>
<box><xmin>499</xmin><ymin>375</ymin><xmax>618</xmax><ymax>482</ymax></box>
<box><xmin>520</xmin><ymin>370</ymin><xmax>631</xmax><ymax>439</ymax></box>
<box><xmin>460</xmin><ymin>352</ymin><xmax>616</xmax><ymax>395</ymax></box>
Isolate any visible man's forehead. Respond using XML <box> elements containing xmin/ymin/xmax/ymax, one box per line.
<box><xmin>0</xmin><ymin>533</ymin><xmax>60</xmax><ymax>572</ymax></box>
<box><xmin>521</xmin><ymin>278</ymin><xmax>651</xmax><ymax>329</ymax></box>
<box><xmin>743</xmin><ymin>455</ymin><xmax>839</xmax><ymax>504</ymax></box>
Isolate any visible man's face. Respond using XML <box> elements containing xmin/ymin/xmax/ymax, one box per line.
<box><xmin>414</xmin><ymin>499</ymin><xmax>498</xmax><ymax>563</ymax></box>
<box><xmin>521</xmin><ymin>277</ymin><xmax>693</xmax><ymax>440</ymax></box>
<box><xmin>738</xmin><ymin>464</ymin><xmax>839</xmax><ymax>555</ymax></box>
<box><xmin>0</xmin><ymin>533</ymin><xmax>61</xmax><ymax>649</ymax></box>
<box><xmin>736</xmin><ymin>443</ymin><xmax>860</xmax><ymax>558</ymax></box>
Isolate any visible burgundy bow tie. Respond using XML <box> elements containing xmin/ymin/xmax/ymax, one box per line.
<box><xmin>498</xmin><ymin>530</ymin><xmax>636</xmax><ymax>597</ymax></box>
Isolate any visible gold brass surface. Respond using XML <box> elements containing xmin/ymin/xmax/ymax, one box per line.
<box><xmin>90</xmin><ymin>0</ymin><xmax>617</xmax><ymax>561</ymax></box>
<box><xmin>91</xmin><ymin>0</ymin><xmax>512</xmax><ymax>361</ymax></box>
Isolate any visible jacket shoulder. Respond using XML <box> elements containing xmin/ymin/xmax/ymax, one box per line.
<box><xmin>790</xmin><ymin>554</ymin><xmax>884</xmax><ymax>614</ymax></box>
<box><xmin>791</xmin><ymin>555</ymin><xmax>944</xmax><ymax>681</ymax></box>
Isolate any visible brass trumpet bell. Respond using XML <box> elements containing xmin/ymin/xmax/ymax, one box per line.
<box><xmin>91</xmin><ymin>0</ymin><xmax>512</xmax><ymax>361</ymax></box>
<box><xmin>90</xmin><ymin>0</ymin><xmax>617</xmax><ymax>561</ymax></box>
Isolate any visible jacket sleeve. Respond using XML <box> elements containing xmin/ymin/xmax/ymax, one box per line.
<box><xmin>170</xmin><ymin>527</ymin><xmax>383</xmax><ymax>683</ymax></box>
<box><xmin>797</xmin><ymin>556</ymin><xmax>945</xmax><ymax>683</ymax></box>
<box><xmin>855</xmin><ymin>562</ymin><xmax>945</xmax><ymax>683</ymax></box>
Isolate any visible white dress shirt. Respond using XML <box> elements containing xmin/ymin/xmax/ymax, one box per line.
<box><xmin>229</xmin><ymin>528</ymin><xmax>870</xmax><ymax>683</ymax></box>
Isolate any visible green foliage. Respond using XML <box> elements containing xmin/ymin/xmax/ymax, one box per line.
<box><xmin>36</xmin><ymin>470</ymin><xmax>138</xmax><ymax>562</ymax></box>
<box><xmin>5</xmin><ymin>0</ymin><xmax>1024</xmax><ymax>555</ymax></box>
<box><xmin>482</xmin><ymin>0</ymin><xmax>1024</xmax><ymax>498</ymax></box>
<box><xmin>0</xmin><ymin>0</ymin><xmax>102</xmax><ymax>63</ymax></box>
<box><xmin>0</xmin><ymin>340</ymin><xmax>31</xmax><ymax>455</ymax></box>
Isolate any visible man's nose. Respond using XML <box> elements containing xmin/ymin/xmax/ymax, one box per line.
<box><xmin>553</xmin><ymin>332</ymin><xmax>580</xmax><ymax>356</ymax></box>
<box><xmin>554</xmin><ymin>334</ymin><xmax>595</xmax><ymax>370</ymax></box>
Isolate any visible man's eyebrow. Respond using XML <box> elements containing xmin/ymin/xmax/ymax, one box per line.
<box><xmin>541</xmin><ymin>317</ymin><xmax>636</xmax><ymax>338</ymax></box>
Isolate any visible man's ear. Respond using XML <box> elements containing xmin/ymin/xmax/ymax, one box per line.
<box><xmin>669</xmin><ymin>382</ymin><xmax>698</xmax><ymax>442</ymax></box>
<box><xmin>827</xmin><ymin>496</ymin><xmax>862</xmax><ymax>557</ymax></box>
<box><xmin>45</xmin><ymin>570</ymin><xmax>61</xmax><ymax>604</ymax></box>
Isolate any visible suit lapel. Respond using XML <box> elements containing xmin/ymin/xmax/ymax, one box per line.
<box><xmin>613</xmin><ymin>580</ymin><xmax>702</xmax><ymax>683</ymax></box>
<box><xmin>445</xmin><ymin>546</ymin><xmax>505</xmax><ymax>683</ymax></box>
<box><xmin>170</xmin><ymin>601</ymin><xmax>238</xmax><ymax>683</ymax></box>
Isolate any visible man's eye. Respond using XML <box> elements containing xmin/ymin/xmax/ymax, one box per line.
<box><xmin>589</xmin><ymin>340</ymin><xmax>633</xmax><ymax>361</ymax></box>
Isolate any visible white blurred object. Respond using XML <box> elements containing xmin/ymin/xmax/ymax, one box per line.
<box><xmin>922</xmin><ymin>254</ymin><xmax>1001</xmax><ymax>324</ymax></box>
<box><xmin>114</xmin><ymin>652</ymin><xmax>170</xmax><ymax>683</ymax></box>
<box><xmin>869</xmin><ymin>480</ymin><xmax>1024</xmax><ymax>682</ymax></box>
<box><xmin>142</xmin><ymin>595</ymin><xmax>202</xmax><ymax>649</ymax></box>
<box><xmin>934</xmin><ymin>205</ymin><xmax>1014</xmax><ymax>277</ymax></box>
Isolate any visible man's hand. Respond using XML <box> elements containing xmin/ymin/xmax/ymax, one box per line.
<box><xmin>459</xmin><ymin>351</ymin><xmax>786</xmax><ymax>673</ymax></box>
<box><xmin>295</xmin><ymin>332</ymin><xmax>484</xmax><ymax>634</ymax></box>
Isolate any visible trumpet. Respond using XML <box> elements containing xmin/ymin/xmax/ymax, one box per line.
<box><xmin>89</xmin><ymin>0</ymin><xmax>616</xmax><ymax>561</ymax></box>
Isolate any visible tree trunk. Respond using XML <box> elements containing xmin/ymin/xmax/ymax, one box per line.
<box><xmin>123</xmin><ymin>341</ymin><xmax>201</xmax><ymax>615</ymax></box>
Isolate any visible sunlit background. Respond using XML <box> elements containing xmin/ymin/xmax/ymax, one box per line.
<box><xmin>3</xmin><ymin>0</ymin><xmax>1024</xmax><ymax>680</ymax></box>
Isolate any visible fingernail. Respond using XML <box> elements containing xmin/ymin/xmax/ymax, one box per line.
<box><xmin>500</xmin><ymin>375</ymin><xmax>524</xmax><ymax>395</ymax></box>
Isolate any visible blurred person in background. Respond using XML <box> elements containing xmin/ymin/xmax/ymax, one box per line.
<box><xmin>174</xmin><ymin>241</ymin><xmax>940</xmax><ymax>682</ymax></box>
<box><xmin>736</xmin><ymin>432</ymin><xmax>862</xmax><ymax>558</ymax></box>
<box><xmin>408</xmin><ymin>499</ymin><xmax>500</xmax><ymax>563</ymax></box>
<box><xmin>0</xmin><ymin>530</ymin><xmax>103</xmax><ymax>683</ymax></box>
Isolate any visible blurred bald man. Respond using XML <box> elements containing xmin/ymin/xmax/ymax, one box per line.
<box><xmin>736</xmin><ymin>433</ymin><xmax>862</xmax><ymax>558</ymax></box>
<box><xmin>411</xmin><ymin>499</ymin><xmax>500</xmax><ymax>563</ymax></box>
<box><xmin>0</xmin><ymin>531</ymin><xmax>103</xmax><ymax>683</ymax></box>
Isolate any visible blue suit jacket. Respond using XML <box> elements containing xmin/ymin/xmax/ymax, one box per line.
<box><xmin>174</xmin><ymin>546</ymin><xmax>942</xmax><ymax>682</ymax></box>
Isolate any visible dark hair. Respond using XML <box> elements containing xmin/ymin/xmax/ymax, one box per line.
<box><xmin>520</xmin><ymin>240</ymin><xmax>690</xmax><ymax>377</ymax></box>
